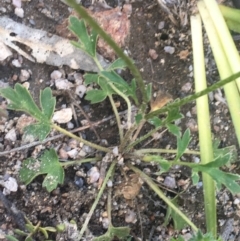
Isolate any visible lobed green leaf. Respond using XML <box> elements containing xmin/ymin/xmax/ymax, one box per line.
<box><xmin>191</xmin><ymin>171</ymin><xmax>199</xmax><ymax>185</ymax></box>
<box><xmin>40</xmin><ymin>88</ymin><xmax>55</xmax><ymax>120</ymax></box>
<box><xmin>213</xmin><ymin>140</ymin><xmax>237</xmax><ymax>163</ymax></box>
<box><xmin>193</xmin><ymin>164</ymin><xmax>240</xmax><ymax>194</ymax></box>
<box><xmin>167</xmin><ymin>123</ymin><xmax>181</xmax><ymax>138</ymax></box>
<box><xmin>189</xmin><ymin>230</ymin><xmax>223</xmax><ymax>241</ymax></box>
<box><xmin>146</xmin><ymin>83</ymin><xmax>152</xmax><ymax>102</ymax></box>
<box><xmin>100</xmin><ymin>71</ymin><xmax>129</xmax><ymax>90</ymax></box>
<box><xmin>84</xmin><ymin>73</ymin><xmax>99</xmax><ymax>85</ymax></box>
<box><xmin>0</xmin><ymin>84</ymin><xmax>56</xmax><ymax>141</ymax></box>
<box><xmin>93</xmin><ymin>226</ymin><xmax>130</xmax><ymax>241</ymax></box>
<box><xmin>85</xmin><ymin>89</ymin><xmax>108</xmax><ymax>104</ymax></box>
<box><xmin>135</xmin><ymin>113</ymin><xmax>143</xmax><ymax>124</ymax></box>
<box><xmin>147</xmin><ymin>116</ymin><xmax>162</xmax><ymax>127</ymax></box>
<box><xmin>166</xmin><ymin>107</ymin><xmax>183</xmax><ymax>123</ymax></box>
<box><xmin>0</xmin><ymin>84</ymin><xmax>42</xmax><ymax>120</ymax></box>
<box><xmin>19</xmin><ymin>149</ymin><xmax>64</xmax><ymax>192</ymax></box>
<box><xmin>165</xmin><ymin>198</ymin><xmax>188</xmax><ymax>230</ymax></box>
<box><xmin>143</xmin><ymin>155</ymin><xmax>171</xmax><ymax>173</ymax></box>
<box><xmin>176</xmin><ymin>129</ymin><xmax>191</xmax><ymax>159</ymax></box>
<box><xmin>68</xmin><ymin>16</ymin><xmax>98</xmax><ymax>57</ymax></box>
<box><xmin>107</xmin><ymin>58</ymin><xmax>129</xmax><ymax>71</ymax></box>
<box><xmin>24</xmin><ymin>123</ymin><xmax>51</xmax><ymax>142</ymax></box>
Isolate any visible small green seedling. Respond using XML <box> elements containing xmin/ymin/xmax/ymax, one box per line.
<box><xmin>5</xmin><ymin>217</ymin><xmax>60</xmax><ymax>241</ymax></box>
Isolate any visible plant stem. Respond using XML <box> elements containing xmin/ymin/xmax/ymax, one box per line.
<box><xmin>191</xmin><ymin>13</ymin><xmax>216</xmax><ymax>237</ymax></box>
<box><xmin>198</xmin><ymin>1</ymin><xmax>240</xmax><ymax>147</ymax></box>
<box><xmin>119</xmin><ymin>124</ymin><xmax>137</xmax><ymax>153</ymax></box>
<box><xmin>64</xmin><ymin>0</ymin><xmax>148</xmax><ymax>106</ymax></box>
<box><xmin>127</xmin><ymin>163</ymin><xmax>198</xmax><ymax>232</ymax></box>
<box><xmin>93</xmin><ymin>56</ymin><xmax>124</xmax><ymax>142</ymax></box>
<box><xmin>145</xmin><ymin>71</ymin><xmax>240</xmax><ymax>119</ymax></box>
<box><xmin>108</xmin><ymin>94</ymin><xmax>124</xmax><ymax>141</ymax></box>
<box><xmin>203</xmin><ymin>0</ymin><xmax>240</xmax><ymax>91</ymax></box>
<box><xmin>60</xmin><ymin>157</ymin><xmax>101</xmax><ymax>167</ymax></box>
<box><xmin>93</xmin><ymin>56</ymin><xmax>104</xmax><ymax>71</ymax></box>
<box><xmin>107</xmin><ymin>81</ymin><xmax>132</xmax><ymax>129</ymax></box>
<box><xmin>52</xmin><ymin>124</ymin><xmax>110</xmax><ymax>153</ymax></box>
<box><xmin>126</xmin><ymin>119</ymin><xmax>167</xmax><ymax>151</ymax></box>
<box><xmin>133</xmin><ymin>148</ymin><xmax>200</xmax><ymax>156</ymax></box>
<box><xmin>107</xmin><ymin>177</ymin><xmax>113</xmax><ymax>226</ymax></box>
<box><xmin>77</xmin><ymin>160</ymin><xmax>117</xmax><ymax>240</ymax></box>
<box><xmin>132</xmin><ymin>119</ymin><xmax>146</xmax><ymax>141</ymax></box>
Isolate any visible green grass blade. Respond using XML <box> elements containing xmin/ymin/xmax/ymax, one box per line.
<box><xmin>191</xmin><ymin>14</ymin><xmax>216</xmax><ymax>237</ymax></box>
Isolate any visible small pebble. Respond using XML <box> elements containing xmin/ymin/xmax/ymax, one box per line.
<box><xmin>102</xmin><ymin>217</ymin><xmax>109</xmax><ymax>229</ymax></box>
<box><xmin>112</xmin><ymin>146</ymin><xmax>118</xmax><ymax>156</ymax></box>
<box><xmin>186</xmin><ymin>111</ymin><xmax>191</xmax><ymax>117</ymax></box>
<box><xmin>68</xmin><ymin>139</ymin><xmax>78</xmax><ymax>149</ymax></box>
<box><xmin>181</xmin><ymin>82</ymin><xmax>192</xmax><ymax>93</ymax></box>
<box><xmin>196</xmin><ymin>182</ymin><xmax>203</xmax><ymax>189</ymax></box>
<box><xmin>102</xmin><ymin>211</ymin><xmax>108</xmax><ymax>218</ymax></box>
<box><xmin>59</xmin><ymin>148</ymin><xmax>68</xmax><ymax>159</ymax></box>
<box><xmin>12</xmin><ymin>59</ymin><xmax>22</xmax><ymax>67</ymax></box>
<box><xmin>14</xmin><ymin>7</ymin><xmax>24</xmax><ymax>18</ymax></box>
<box><xmin>186</xmin><ymin>118</ymin><xmax>198</xmax><ymax>132</ymax></box>
<box><xmin>234</xmin><ymin>198</ymin><xmax>240</xmax><ymax>205</ymax></box>
<box><xmin>0</xmin><ymin>7</ymin><xmax>7</xmax><ymax>13</ymax></box>
<box><xmin>87</xmin><ymin>167</ymin><xmax>100</xmax><ymax>184</ymax></box>
<box><xmin>52</xmin><ymin>108</ymin><xmax>73</xmax><ymax>123</ymax></box>
<box><xmin>164</xmin><ymin>46</ymin><xmax>175</xmax><ymax>54</ymax></box>
<box><xmin>107</xmin><ymin>180</ymin><xmax>113</xmax><ymax>187</ymax></box>
<box><xmin>19</xmin><ymin>69</ymin><xmax>30</xmax><ymax>82</ymax></box>
<box><xmin>158</xmin><ymin>21</ymin><xmax>165</xmax><ymax>29</ymax></box>
<box><xmin>125</xmin><ymin>209</ymin><xmax>137</xmax><ymax>223</ymax></box>
<box><xmin>163</xmin><ymin>176</ymin><xmax>176</xmax><ymax>189</ymax></box>
<box><xmin>12</xmin><ymin>0</ymin><xmax>21</xmax><ymax>8</ymax></box>
<box><xmin>29</xmin><ymin>19</ymin><xmax>35</xmax><ymax>25</ymax></box>
<box><xmin>79</xmin><ymin>150</ymin><xmax>86</xmax><ymax>157</ymax></box>
<box><xmin>67</xmin><ymin>149</ymin><xmax>79</xmax><ymax>159</ymax></box>
<box><xmin>74</xmin><ymin>73</ymin><xmax>83</xmax><ymax>84</ymax></box>
<box><xmin>51</xmin><ymin>70</ymin><xmax>62</xmax><ymax>80</ymax></box>
<box><xmin>67</xmin><ymin>122</ymin><xmax>74</xmax><ymax>129</ymax></box>
<box><xmin>75</xmin><ymin>85</ymin><xmax>86</xmax><ymax>98</ymax></box>
<box><xmin>5</xmin><ymin>128</ymin><xmax>17</xmax><ymax>142</ymax></box>
<box><xmin>82</xmin><ymin>145</ymin><xmax>93</xmax><ymax>154</ymax></box>
<box><xmin>55</xmin><ymin>79</ymin><xmax>73</xmax><ymax>90</ymax></box>
<box><xmin>74</xmin><ymin>176</ymin><xmax>84</xmax><ymax>188</ymax></box>
<box><xmin>148</xmin><ymin>49</ymin><xmax>158</xmax><ymax>60</ymax></box>
<box><xmin>2</xmin><ymin>176</ymin><xmax>18</xmax><ymax>195</ymax></box>
<box><xmin>82</xmin><ymin>162</ymin><xmax>92</xmax><ymax>171</ymax></box>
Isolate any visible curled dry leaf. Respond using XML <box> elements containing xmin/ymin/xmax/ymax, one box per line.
<box><xmin>178</xmin><ymin>49</ymin><xmax>189</xmax><ymax>60</ymax></box>
<box><xmin>56</xmin><ymin>3</ymin><xmax>132</xmax><ymax>60</ymax></box>
<box><xmin>0</xmin><ymin>16</ymin><xmax>108</xmax><ymax>71</ymax></box>
<box><xmin>150</xmin><ymin>90</ymin><xmax>173</xmax><ymax>112</ymax></box>
<box><xmin>0</xmin><ymin>42</ymin><xmax>12</xmax><ymax>61</ymax></box>
<box><xmin>117</xmin><ymin>173</ymin><xmax>143</xmax><ymax>200</ymax></box>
